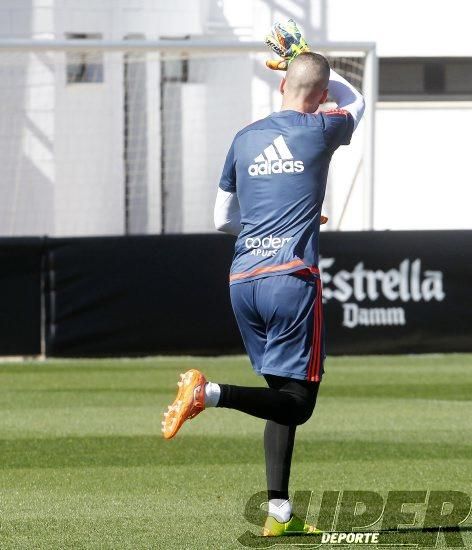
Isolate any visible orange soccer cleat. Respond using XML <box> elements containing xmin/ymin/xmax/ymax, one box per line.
<box><xmin>161</xmin><ymin>369</ymin><xmax>207</xmax><ymax>440</ymax></box>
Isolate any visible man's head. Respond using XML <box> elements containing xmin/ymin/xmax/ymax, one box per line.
<box><xmin>280</xmin><ymin>52</ymin><xmax>330</xmax><ymax>113</ymax></box>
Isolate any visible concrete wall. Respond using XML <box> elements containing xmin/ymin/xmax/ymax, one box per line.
<box><xmin>0</xmin><ymin>0</ymin><xmax>203</xmax><ymax>236</ymax></box>
<box><xmin>0</xmin><ymin>1</ymin><xmax>55</xmax><ymax>235</ymax></box>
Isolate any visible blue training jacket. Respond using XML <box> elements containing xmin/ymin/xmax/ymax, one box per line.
<box><xmin>218</xmin><ymin>108</ymin><xmax>354</xmax><ymax>284</ymax></box>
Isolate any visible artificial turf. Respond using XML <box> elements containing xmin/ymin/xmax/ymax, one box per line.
<box><xmin>0</xmin><ymin>354</ymin><xmax>470</xmax><ymax>549</ymax></box>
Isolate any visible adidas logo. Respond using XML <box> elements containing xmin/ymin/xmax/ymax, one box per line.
<box><xmin>248</xmin><ymin>135</ymin><xmax>304</xmax><ymax>177</ymax></box>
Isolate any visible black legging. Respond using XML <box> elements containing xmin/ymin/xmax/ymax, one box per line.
<box><xmin>217</xmin><ymin>375</ymin><xmax>320</xmax><ymax>501</ymax></box>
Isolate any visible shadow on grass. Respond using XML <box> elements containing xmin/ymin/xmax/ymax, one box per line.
<box><xmin>0</xmin><ymin>435</ymin><xmax>470</xmax><ymax>469</ymax></box>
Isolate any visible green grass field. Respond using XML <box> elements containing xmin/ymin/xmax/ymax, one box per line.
<box><xmin>0</xmin><ymin>354</ymin><xmax>471</xmax><ymax>549</ymax></box>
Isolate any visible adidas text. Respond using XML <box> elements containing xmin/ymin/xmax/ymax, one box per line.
<box><xmin>248</xmin><ymin>135</ymin><xmax>304</xmax><ymax>177</ymax></box>
<box><xmin>248</xmin><ymin>159</ymin><xmax>304</xmax><ymax>176</ymax></box>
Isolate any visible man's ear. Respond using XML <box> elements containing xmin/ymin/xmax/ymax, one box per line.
<box><xmin>279</xmin><ymin>78</ymin><xmax>286</xmax><ymax>95</ymax></box>
<box><xmin>319</xmin><ymin>89</ymin><xmax>329</xmax><ymax>104</ymax></box>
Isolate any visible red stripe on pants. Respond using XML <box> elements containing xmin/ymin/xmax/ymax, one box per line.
<box><xmin>308</xmin><ymin>278</ymin><xmax>323</xmax><ymax>382</ymax></box>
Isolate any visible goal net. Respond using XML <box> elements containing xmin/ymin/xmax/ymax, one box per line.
<box><xmin>0</xmin><ymin>40</ymin><xmax>376</xmax><ymax>237</ymax></box>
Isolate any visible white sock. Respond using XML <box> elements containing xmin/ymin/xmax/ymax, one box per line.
<box><xmin>204</xmin><ymin>382</ymin><xmax>221</xmax><ymax>407</ymax></box>
<box><xmin>268</xmin><ymin>499</ymin><xmax>292</xmax><ymax>523</ymax></box>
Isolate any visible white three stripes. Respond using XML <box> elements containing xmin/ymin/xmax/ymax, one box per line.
<box><xmin>254</xmin><ymin>135</ymin><xmax>293</xmax><ymax>163</ymax></box>
<box><xmin>273</xmin><ymin>135</ymin><xmax>293</xmax><ymax>159</ymax></box>
<box><xmin>263</xmin><ymin>144</ymin><xmax>279</xmax><ymax>162</ymax></box>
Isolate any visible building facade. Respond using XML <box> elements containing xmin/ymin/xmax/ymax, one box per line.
<box><xmin>0</xmin><ymin>0</ymin><xmax>470</xmax><ymax>235</ymax></box>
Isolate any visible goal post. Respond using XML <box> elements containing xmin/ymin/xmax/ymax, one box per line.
<box><xmin>0</xmin><ymin>39</ymin><xmax>377</xmax><ymax>236</ymax></box>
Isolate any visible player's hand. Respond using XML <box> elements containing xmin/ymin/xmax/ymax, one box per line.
<box><xmin>320</xmin><ymin>215</ymin><xmax>328</xmax><ymax>225</ymax></box>
<box><xmin>265</xmin><ymin>19</ymin><xmax>310</xmax><ymax>71</ymax></box>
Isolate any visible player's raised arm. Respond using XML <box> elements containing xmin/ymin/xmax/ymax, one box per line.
<box><xmin>327</xmin><ymin>69</ymin><xmax>365</xmax><ymax>130</ymax></box>
<box><xmin>264</xmin><ymin>19</ymin><xmax>365</xmax><ymax>130</ymax></box>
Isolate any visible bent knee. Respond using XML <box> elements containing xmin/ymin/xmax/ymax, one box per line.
<box><xmin>293</xmin><ymin>402</ymin><xmax>316</xmax><ymax>425</ymax></box>
<box><xmin>294</xmin><ymin>410</ymin><xmax>314</xmax><ymax>425</ymax></box>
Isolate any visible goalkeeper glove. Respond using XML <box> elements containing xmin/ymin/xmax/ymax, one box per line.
<box><xmin>265</xmin><ymin>19</ymin><xmax>310</xmax><ymax>71</ymax></box>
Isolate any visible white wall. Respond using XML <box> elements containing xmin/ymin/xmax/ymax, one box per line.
<box><xmin>0</xmin><ymin>0</ymin><xmax>55</xmax><ymax>235</ymax></box>
<box><xmin>375</xmin><ymin>104</ymin><xmax>472</xmax><ymax>230</ymax></box>
<box><xmin>0</xmin><ymin>0</ymin><xmax>471</xmax><ymax>235</ymax></box>
<box><xmin>325</xmin><ymin>0</ymin><xmax>472</xmax><ymax>57</ymax></box>
<box><xmin>0</xmin><ymin>0</ymin><xmax>204</xmax><ymax>236</ymax></box>
<box><xmin>54</xmin><ymin>0</ymin><xmax>204</xmax><ymax>235</ymax></box>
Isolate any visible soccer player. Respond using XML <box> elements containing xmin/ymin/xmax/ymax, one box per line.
<box><xmin>162</xmin><ymin>20</ymin><xmax>365</xmax><ymax>536</ymax></box>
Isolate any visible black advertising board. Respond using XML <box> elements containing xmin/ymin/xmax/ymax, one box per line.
<box><xmin>320</xmin><ymin>231</ymin><xmax>471</xmax><ymax>354</ymax></box>
<box><xmin>45</xmin><ymin>234</ymin><xmax>241</xmax><ymax>356</ymax></box>
<box><xmin>0</xmin><ymin>231</ymin><xmax>470</xmax><ymax>357</ymax></box>
<box><xmin>0</xmin><ymin>238</ymin><xmax>43</xmax><ymax>355</ymax></box>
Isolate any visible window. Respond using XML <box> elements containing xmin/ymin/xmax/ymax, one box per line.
<box><xmin>66</xmin><ymin>33</ymin><xmax>104</xmax><ymax>84</ymax></box>
<box><xmin>379</xmin><ymin>58</ymin><xmax>472</xmax><ymax>101</ymax></box>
